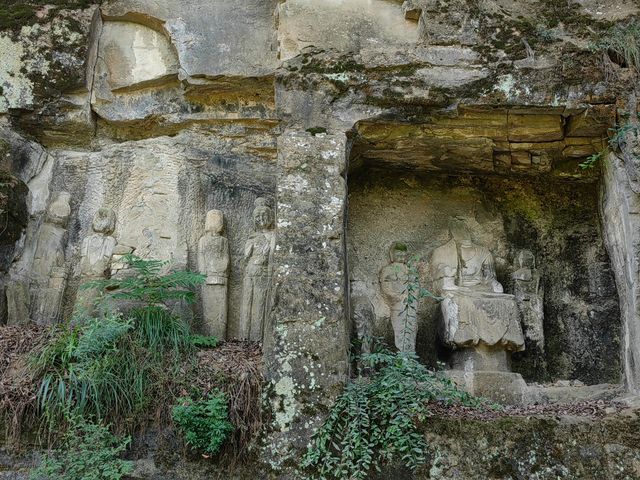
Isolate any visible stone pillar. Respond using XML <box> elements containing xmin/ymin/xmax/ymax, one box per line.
<box><xmin>601</xmin><ymin>151</ymin><xmax>640</xmax><ymax>394</ymax></box>
<box><xmin>263</xmin><ymin>131</ymin><xmax>350</xmax><ymax>463</ymax></box>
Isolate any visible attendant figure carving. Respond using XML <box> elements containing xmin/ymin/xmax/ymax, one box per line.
<box><xmin>239</xmin><ymin>198</ymin><xmax>275</xmax><ymax>341</ymax></box>
<box><xmin>77</xmin><ymin>208</ymin><xmax>117</xmax><ymax>313</ymax></box>
<box><xmin>198</xmin><ymin>209</ymin><xmax>230</xmax><ymax>339</ymax></box>
<box><xmin>351</xmin><ymin>293</ymin><xmax>374</xmax><ymax>356</ymax></box>
<box><xmin>31</xmin><ymin>192</ymin><xmax>72</xmax><ymax>324</ymax></box>
<box><xmin>379</xmin><ymin>242</ymin><xmax>418</xmax><ymax>353</ymax></box>
<box><xmin>512</xmin><ymin>249</ymin><xmax>544</xmax><ymax>350</ymax></box>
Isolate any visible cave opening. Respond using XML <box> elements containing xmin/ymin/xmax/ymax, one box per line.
<box><xmin>345</xmin><ymin>107</ymin><xmax>623</xmax><ymax>400</ymax></box>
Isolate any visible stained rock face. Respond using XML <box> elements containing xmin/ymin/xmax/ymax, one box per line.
<box><xmin>0</xmin><ymin>0</ymin><xmax>639</xmax><ymax>476</ymax></box>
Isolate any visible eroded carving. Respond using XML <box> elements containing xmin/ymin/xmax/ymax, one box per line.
<box><xmin>239</xmin><ymin>198</ymin><xmax>275</xmax><ymax>341</ymax></box>
<box><xmin>30</xmin><ymin>192</ymin><xmax>71</xmax><ymax>324</ymax></box>
<box><xmin>351</xmin><ymin>293</ymin><xmax>374</xmax><ymax>356</ymax></box>
<box><xmin>379</xmin><ymin>242</ymin><xmax>418</xmax><ymax>353</ymax></box>
<box><xmin>77</xmin><ymin>208</ymin><xmax>117</xmax><ymax>312</ymax></box>
<box><xmin>198</xmin><ymin>209</ymin><xmax>230</xmax><ymax>340</ymax></box>
<box><xmin>431</xmin><ymin>220</ymin><xmax>525</xmax><ymax>353</ymax></box>
<box><xmin>512</xmin><ymin>249</ymin><xmax>544</xmax><ymax>350</ymax></box>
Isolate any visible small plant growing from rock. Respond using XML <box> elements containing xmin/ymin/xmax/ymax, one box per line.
<box><xmin>30</xmin><ymin>414</ymin><xmax>133</xmax><ymax>480</ymax></box>
<box><xmin>595</xmin><ymin>21</ymin><xmax>640</xmax><ymax>74</ymax></box>
<box><xmin>300</xmin><ymin>349</ymin><xmax>485</xmax><ymax>480</ymax></box>
<box><xmin>171</xmin><ymin>390</ymin><xmax>234</xmax><ymax>457</ymax></box>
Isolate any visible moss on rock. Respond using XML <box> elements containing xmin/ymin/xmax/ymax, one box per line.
<box><xmin>0</xmin><ymin>1</ymin><xmax>96</xmax><ymax>31</ymax></box>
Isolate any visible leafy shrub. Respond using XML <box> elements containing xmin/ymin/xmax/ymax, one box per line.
<box><xmin>30</xmin><ymin>415</ymin><xmax>132</xmax><ymax>480</ymax></box>
<box><xmin>189</xmin><ymin>334</ymin><xmax>219</xmax><ymax>349</ymax></box>
<box><xmin>171</xmin><ymin>391</ymin><xmax>234</xmax><ymax>456</ymax></box>
<box><xmin>301</xmin><ymin>350</ymin><xmax>486</xmax><ymax>480</ymax></box>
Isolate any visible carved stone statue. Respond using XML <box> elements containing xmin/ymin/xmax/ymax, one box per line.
<box><xmin>351</xmin><ymin>294</ymin><xmax>374</xmax><ymax>356</ymax></box>
<box><xmin>379</xmin><ymin>242</ymin><xmax>418</xmax><ymax>353</ymax></box>
<box><xmin>431</xmin><ymin>221</ymin><xmax>525</xmax><ymax>354</ymax></box>
<box><xmin>197</xmin><ymin>209</ymin><xmax>230</xmax><ymax>339</ymax></box>
<box><xmin>239</xmin><ymin>198</ymin><xmax>275</xmax><ymax>341</ymax></box>
<box><xmin>430</xmin><ymin>220</ymin><xmax>527</xmax><ymax>403</ymax></box>
<box><xmin>77</xmin><ymin>208</ymin><xmax>117</xmax><ymax>312</ymax></box>
<box><xmin>31</xmin><ymin>192</ymin><xmax>72</xmax><ymax>324</ymax></box>
<box><xmin>512</xmin><ymin>249</ymin><xmax>544</xmax><ymax>350</ymax></box>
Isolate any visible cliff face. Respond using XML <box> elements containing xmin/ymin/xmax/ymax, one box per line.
<box><xmin>1</xmin><ymin>0</ymin><xmax>640</xmax><ymax>477</ymax></box>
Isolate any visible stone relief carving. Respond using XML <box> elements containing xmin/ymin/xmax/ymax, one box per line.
<box><xmin>512</xmin><ymin>249</ymin><xmax>544</xmax><ymax>350</ymax></box>
<box><xmin>197</xmin><ymin>209</ymin><xmax>230</xmax><ymax>340</ymax></box>
<box><xmin>29</xmin><ymin>192</ymin><xmax>71</xmax><ymax>324</ymax></box>
<box><xmin>239</xmin><ymin>198</ymin><xmax>275</xmax><ymax>341</ymax></box>
<box><xmin>351</xmin><ymin>293</ymin><xmax>374</xmax><ymax>356</ymax></box>
<box><xmin>77</xmin><ymin>208</ymin><xmax>117</xmax><ymax>312</ymax></box>
<box><xmin>430</xmin><ymin>219</ymin><xmax>525</xmax><ymax>354</ymax></box>
<box><xmin>379</xmin><ymin>242</ymin><xmax>418</xmax><ymax>353</ymax></box>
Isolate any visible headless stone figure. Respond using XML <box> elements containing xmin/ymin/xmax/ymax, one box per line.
<box><xmin>379</xmin><ymin>242</ymin><xmax>418</xmax><ymax>354</ymax></box>
<box><xmin>239</xmin><ymin>198</ymin><xmax>275</xmax><ymax>342</ymax></box>
<box><xmin>197</xmin><ymin>209</ymin><xmax>230</xmax><ymax>339</ymax></box>
<box><xmin>430</xmin><ymin>220</ymin><xmax>524</xmax><ymax>354</ymax></box>
<box><xmin>77</xmin><ymin>208</ymin><xmax>117</xmax><ymax>313</ymax></box>
<box><xmin>431</xmin><ymin>220</ymin><xmax>528</xmax><ymax>404</ymax></box>
<box><xmin>30</xmin><ymin>192</ymin><xmax>71</xmax><ymax>324</ymax></box>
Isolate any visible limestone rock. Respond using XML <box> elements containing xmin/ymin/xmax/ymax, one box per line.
<box><xmin>277</xmin><ymin>0</ymin><xmax>417</xmax><ymax>61</ymax></box>
<box><xmin>101</xmin><ymin>0</ymin><xmax>279</xmax><ymax>79</ymax></box>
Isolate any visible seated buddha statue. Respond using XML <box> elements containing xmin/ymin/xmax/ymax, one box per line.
<box><xmin>430</xmin><ymin>220</ymin><xmax>525</xmax><ymax>359</ymax></box>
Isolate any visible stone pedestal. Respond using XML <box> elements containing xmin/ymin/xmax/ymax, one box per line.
<box><xmin>447</xmin><ymin>344</ymin><xmax>527</xmax><ymax>404</ymax></box>
<box><xmin>447</xmin><ymin>369</ymin><xmax>528</xmax><ymax>405</ymax></box>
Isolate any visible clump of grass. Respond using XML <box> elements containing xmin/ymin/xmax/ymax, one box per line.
<box><xmin>595</xmin><ymin>21</ymin><xmax>640</xmax><ymax>73</ymax></box>
<box><xmin>32</xmin><ymin>255</ymin><xmax>205</xmax><ymax>430</ymax></box>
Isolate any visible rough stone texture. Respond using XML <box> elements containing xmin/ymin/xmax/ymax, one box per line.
<box><xmin>263</xmin><ymin>132</ymin><xmax>350</xmax><ymax>466</ymax></box>
<box><xmin>101</xmin><ymin>0</ymin><xmax>279</xmax><ymax>78</ymax></box>
<box><xmin>0</xmin><ymin>0</ymin><xmax>640</xmax><ymax>475</ymax></box>
<box><xmin>3</xmin><ymin>411</ymin><xmax>640</xmax><ymax>479</ymax></box>
<box><xmin>277</xmin><ymin>0</ymin><xmax>417</xmax><ymax>61</ymax></box>
<box><xmin>417</xmin><ymin>411</ymin><xmax>640</xmax><ymax>480</ymax></box>
<box><xmin>602</xmin><ymin>151</ymin><xmax>640</xmax><ymax>394</ymax></box>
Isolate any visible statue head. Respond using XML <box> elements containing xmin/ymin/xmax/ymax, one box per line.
<box><xmin>92</xmin><ymin>208</ymin><xmax>116</xmax><ymax>234</ymax></box>
<box><xmin>253</xmin><ymin>197</ymin><xmax>274</xmax><ymax>231</ymax></box>
<box><xmin>515</xmin><ymin>249</ymin><xmax>535</xmax><ymax>269</ymax></box>
<box><xmin>389</xmin><ymin>242</ymin><xmax>408</xmax><ymax>264</ymax></box>
<box><xmin>45</xmin><ymin>192</ymin><xmax>71</xmax><ymax>226</ymax></box>
<box><xmin>449</xmin><ymin>218</ymin><xmax>472</xmax><ymax>246</ymax></box>
<box><xmin>205</xmin><ymin>209</ymin><xmax>224</xmax><ymax>234</ymax></box>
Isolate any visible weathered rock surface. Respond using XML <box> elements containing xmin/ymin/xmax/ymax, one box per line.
<box><xmin>0</xmin><ymin>0</ymin><xmax>640</xmax><ymax>476</ymax></box>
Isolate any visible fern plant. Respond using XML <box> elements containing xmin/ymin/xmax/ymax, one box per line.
<box><xmin>171</xmin><ymin>391</ymin><xmax>234</xmax><ymax>456</ymax></box>
<box><xmin>83</xmin><ymin>254</ymin><xmax>204</xmax><ymax>304</ymax></box>
<box><xmin>301</xmin><ymin>349</ymin><xmax>485</xmax><ymax>480</ymax></box>
<box><xmin>82</xmin><ymin>254</ymin><xmax>205</xmax><ymax>350</ymax></box>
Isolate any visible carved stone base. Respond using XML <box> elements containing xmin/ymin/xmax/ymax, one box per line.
<box><xmin>450</xmin><ymin>344</ymin><xmax>511</xmax><ymax>372</ymax></box>
<box><xmin>446</xmin><ymin>369</ymin><xmax>528</xmax><ymax>405</ymax></box>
